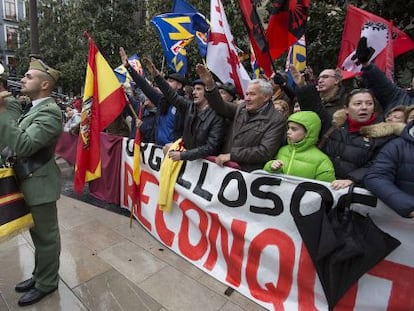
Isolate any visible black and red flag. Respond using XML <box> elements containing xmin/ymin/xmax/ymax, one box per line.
<box><xmin>238</xmin><ymin>0</ymin><xmax>310</xmax><ymax>76</ymax></box>
<box><xmin>266</xmin><ymin>0</ymin><xmax>310</xmax><ymax>61</ymax></box>
<box><xmin>238</xmin><ymin>0</ymin><xmax>273</xmax><ymax>76</ymax></box>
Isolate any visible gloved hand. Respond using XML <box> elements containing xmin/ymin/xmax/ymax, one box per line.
<box><xmin>351</xmin><ymin>37</ymin><xmax>375</xmax><ymax>65</ymax></box>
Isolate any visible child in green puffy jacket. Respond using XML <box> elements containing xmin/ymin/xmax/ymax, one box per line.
<box><xmin>263</xmin><ymin>111</ymin><xmax>335</xmax><ymax>182</ymax></box>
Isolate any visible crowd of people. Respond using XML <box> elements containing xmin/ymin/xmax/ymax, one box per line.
<box><xmin>117</xmin><ymin>39</ymin><xmax>413</xmax><ymax>219</ymax></box>
<box><xmin>0</xmin><ymin>35</ymin><xmax>413</xmax><ymax>306</ymax></box>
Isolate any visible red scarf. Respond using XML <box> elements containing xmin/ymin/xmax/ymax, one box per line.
<box><xmin>347</xmin><ymin>113</ymin><xmax>376</xmax><ymax>133</ymax></box>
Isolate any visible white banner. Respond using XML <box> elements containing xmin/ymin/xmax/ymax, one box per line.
<box><xmin>120</xmin><ymin>140</ymin><xmax>414</xmax><ymax>310</ymax></box>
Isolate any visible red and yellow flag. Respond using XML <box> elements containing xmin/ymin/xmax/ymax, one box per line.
<box><xmin>74</xmin><ymin>33</ymin><xmax>127</xmax><ymax>193</ymax></box>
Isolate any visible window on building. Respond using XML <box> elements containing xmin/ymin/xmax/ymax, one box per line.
<box><xmin>7</xmin><ymin>56</ymin><xmax>17</xmax><ymax>77</ymax></box>
<box><xmin>6</xmin><ymin>26</ymin><xmax>18</xmax><ymax>50</ymax></box>
<box><xmin>4</xmin><ymin>0</ymin><xmax>17</xmax><ymax>20</ymax></box>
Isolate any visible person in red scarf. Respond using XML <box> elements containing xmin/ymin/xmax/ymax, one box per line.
<box><xmin>306</xmin><ymin>88</ymin><xmax>396</xmax><ymax>189</ymax></box>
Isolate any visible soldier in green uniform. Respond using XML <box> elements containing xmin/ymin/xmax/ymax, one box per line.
<box><xmin>0</xmin><ymin>59</ymin><xmax>63</xmax><ymax>306</ymax></box>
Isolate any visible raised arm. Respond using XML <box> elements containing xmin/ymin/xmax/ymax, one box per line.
<box><xmin>196</xmin><ymin>64</ymin><xmax>238</xmax><ymax>119</ymax></box>
<box><xmin>142</xmin><ymin>57</ymin><xmax>191</xmax><ymax>112</ymax></box>
<box><xmin>295</xmin><ymin>84</ymin><xmax>332</xmax><ymax>136</ymax></box>
<box><xmin>362</xmin><ymin>63</ymin><xmax>413</xmax><ymax>112</ymax></box>
<box><xmin>119</xmin><ymin>47</ymin><xmax>163</xmax><ymax>106</ymax></box>
<box><xmin>350</xmin><ymin>37</ymin><xmax>413</xmax><ymax>111</ymax></box>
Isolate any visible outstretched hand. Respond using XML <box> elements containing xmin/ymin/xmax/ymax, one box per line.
<box><xmin>289</xmin><ymin>64</ymin><xmax>305</xmax><ymax>87</ymax></box>
<box><xmin>119</xmin><ymin>47</ymin><xmax>128</xmax><ymax>66</ymax></box>
<box><xmin>351</xmin><ymin>37</ymin><xmax>375</xmax><ymax>66</ymax></box>
<box><xmin>195</xmin><ymin>64</ymin><xmax>215</xmax><ymax>89</ymax></box>
<box><xmin>142</xmin><ymin>57</ymin><xmax>159</xmax><ymax>76</ymax></box>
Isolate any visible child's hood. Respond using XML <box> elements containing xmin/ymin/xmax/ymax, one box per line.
<box><xmin>287</xmin><ymin>111</ymin><xmax>321</xmax><ymax>149</ymax></box>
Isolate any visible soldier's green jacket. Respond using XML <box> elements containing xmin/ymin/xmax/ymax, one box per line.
<box><xmin>0</xmin><ymin>97</ymin><xmax>62</xmax><ymax>206</ymax></box>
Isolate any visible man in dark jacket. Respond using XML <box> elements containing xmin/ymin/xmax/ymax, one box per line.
<box><xmin>294</xmin><ymin>66</ymin><xmax>347</xmax><ymax>119</ymax></box>
<box><xmin>291</xmin><ymin>65</ymin><xmax>347</xmax><ymax>135</ymax></box>
<box><xmin>120</xmin><ymin>47</ymin><xmax>184</xmax><ymax>146</ymax></box>
<box><xmin>364</xmin><ymin>121</ymin><xmax>414</xmax><ymax>218</ymax></box>
<box><xmin>196</xmin><ymin>64</ymin><xmax>286</xmax><ymax>172</ymax></box>
<box><xmin>142</xmin><ymin>58</ymin><xmax>226</xmax><ymax>161</ymax></box>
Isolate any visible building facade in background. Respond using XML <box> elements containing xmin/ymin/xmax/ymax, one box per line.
<box><xmin>0</xmin><ymin>0</ymin><xmax>26</xmax><ymax>78</ymax></box>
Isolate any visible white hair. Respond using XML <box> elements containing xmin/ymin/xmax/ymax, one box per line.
<box><xmin>249</xmin><ymin>79</ymin><xmax>274</xmax><ymax>98</ymax></box>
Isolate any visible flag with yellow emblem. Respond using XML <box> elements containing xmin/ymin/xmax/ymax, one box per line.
<box><xmin>74</xmin><ymin>33</ymin><xmax>127</xmax><ymax>193</ymax></box>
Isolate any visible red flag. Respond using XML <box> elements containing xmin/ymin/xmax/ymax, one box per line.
<box><xmin>238</xmin><ymin>0</ymin><xmax>273</xmax><ymax>76</ymax></box>
<box><xmin>266</xmin><ymin>0</ymin><xmax>310</xmax><ymax>61</ymax></box>
<box><xmin>337</xmin><ymin>5</ymin><xmax>413</xmax><ymax>80</ymax></box>
<box><xmin>392</xmin><ymin>26</ymin><xmax>414</xmax><ymax>58</ymax></box>
<box><xmin>207</xmin><ymin>0</ymin><xmax>251</xmax><ymax>97</ymax></box>
<box><xmin>74</xmin><ymin>34</ymin><xmax>127</xmax><ymax>193</ymax></box>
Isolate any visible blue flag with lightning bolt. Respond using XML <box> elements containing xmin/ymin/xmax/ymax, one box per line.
<box><xmin>151</xmin><ymin>12</ymin><xmax>209</xmax><ymax>75</ymax></box>
<box><xmin>172</xmin><ymin>0</ymin><xmax>209</xmax><ymax>58</ymax></box>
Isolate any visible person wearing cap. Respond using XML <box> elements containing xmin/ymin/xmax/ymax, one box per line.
<box><xmin>218</xmin><ymin>82</ymin><xmax>238</xmax><ymax>103</ymax></box>
<box><xmin>120</xmin><ymin>47</ymin><xmax>184</xmax><ymax>145</ymax></box>
<box><xmin>142</xmin><ymin>57</ymin><xmax>226</xmax><ymax>161</ymax></box>
<box><xmin>196</xmin><ymin>64</ymin><xmax>286</xmax><ymax>172</ymax></box>
<box><xmin>0</xmin><ymin>59</ymin><xmax>62</xmax><ymax>306</ymax></box>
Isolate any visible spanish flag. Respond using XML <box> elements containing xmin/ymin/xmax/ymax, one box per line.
<box><xmin>74</xmin><ymin>33</ymin><xmax>127</xmax><ymax>193</ymax></box>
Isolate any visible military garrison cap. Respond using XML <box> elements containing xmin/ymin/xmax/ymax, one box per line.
<box><xmin>29</xmin><ymin>59</ymin><xmax>61</xmax><ymax>82</ymax></box>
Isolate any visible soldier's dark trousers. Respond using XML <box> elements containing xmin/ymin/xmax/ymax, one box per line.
<box><xmin>29</xmin><ymin>201</ymin><xmax>60</xmax><ymax>292</ymax></box>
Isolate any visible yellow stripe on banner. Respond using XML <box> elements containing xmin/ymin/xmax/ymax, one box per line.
<box><xmin>96</xmin><ymin>52</ymin><xmax>123</xmax><ymax>102</ymax></box>
<box><xmin>0</xmin><ymin>213</ymin><xmax>34</xmax><ymax>243</ymax></box>
<box><xmin>0</xmin><ymin>168</ymin><xmax>15</xmax><ymax>178</ymax></box>
<box><xmin>0</xmin><ymin>192</ymin><xmax>24</xmax><ymax>205</ymax></box>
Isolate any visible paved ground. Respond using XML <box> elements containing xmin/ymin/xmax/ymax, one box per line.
<box><xmin>0</xmin><ymin>159</ymin><xmax>266</xmax><ymax>311</ymax></box>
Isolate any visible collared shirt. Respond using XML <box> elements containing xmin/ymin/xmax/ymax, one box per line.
<box><xmin>31</xmin><ymin>97</ymin><xmax>52</xmax><ymax>109</ymax></box>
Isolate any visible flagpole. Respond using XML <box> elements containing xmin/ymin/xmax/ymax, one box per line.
<box><xmin>84</xmin><ymin>31</ymin><xmax>92</xmax><ymax>41</ymax></box>
<box><xmin>130</xmin><ymin>102</ymin><xmax>144</xmax><ymax>228</ymax></box>
<box><xmin>161</xmin><ymin>56</ymin><xmax>165</xmax><ymax>74</ymax></box>
<box><xmin>126</xmin><ymin>100</ymin><xmax>139</xmax><ymax>120</ymax></box>
<box><xmin>130</xmin><ymin>204</ymin><xmax>134</xmax><ymax>228</ymax></box>
<box><xmin>250</xmin><ymin>1</ymin><xmax>278</xmax><ymax>75</ymax></box>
